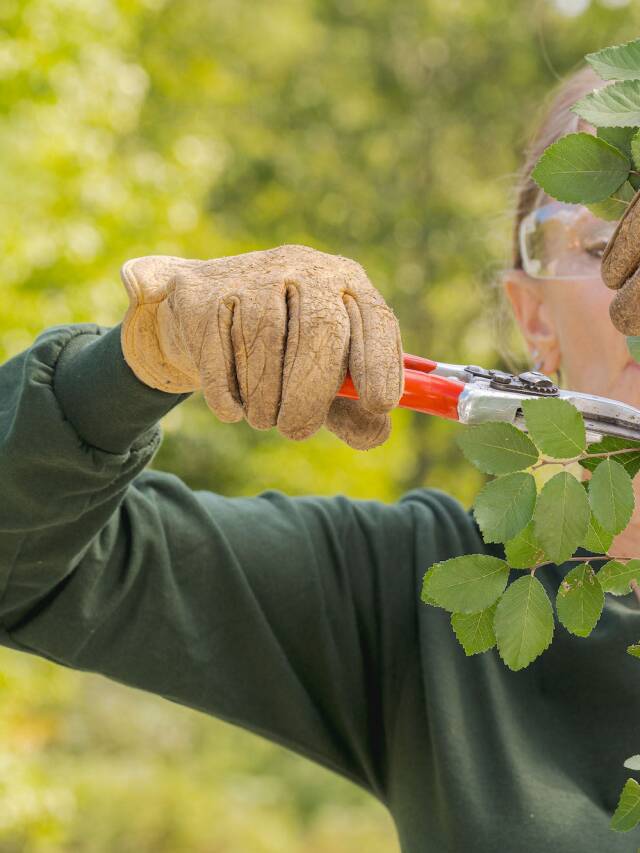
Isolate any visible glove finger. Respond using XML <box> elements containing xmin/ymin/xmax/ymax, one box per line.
<box><xmin>277</xmin><ymin>280</ymin><xmax>351</xmax><ymax>441</ymax></box>
<box><xmin>198</xmin><ymin>297</ymin><xmax>244</xmax><ymax>423</ymax></box>
<box><xmin>601</xmin><ymin>188</ymin><xmax>640</xmax><ymax>290</ymax></box>
<box><xmin>325</xmin><ymin>398</ymin><xmax>391</xmax><ymax>450</ymax></box>
<box><xmin>343</xmin><ymin>289</ymin><xmax>403</xmax><ymax>414</ymax></box>
<box><xmin>233</xmin><ymin>285</ymin><xmax>287</xmax><ymax>430</ymax></box>
<box><xmin>609</xmin><ymin>269</ymin><xmax>640</xmax><ymax>335</ymax></box>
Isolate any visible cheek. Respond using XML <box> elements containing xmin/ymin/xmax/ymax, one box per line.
<box><xmin>551</xmin><ymin>281</ymin><xmax>628</xmax><ymax>395</ymax></box>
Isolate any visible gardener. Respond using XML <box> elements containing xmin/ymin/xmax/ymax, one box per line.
<box><xmin>1</xmin><ymin>63</ymin><xmax>640</xmax><ymax>852</ymax></box>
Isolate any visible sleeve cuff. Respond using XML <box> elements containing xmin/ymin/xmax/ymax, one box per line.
<box><xmin>53</xmin><ymin>323</ymin><xmax>193</xmax><ymax>454</ymax></box>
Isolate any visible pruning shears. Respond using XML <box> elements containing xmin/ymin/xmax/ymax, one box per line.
<box><xmin>338</xmin><ymin>353</ymin><xmax>640</xmax><ymax>444</ymax></box>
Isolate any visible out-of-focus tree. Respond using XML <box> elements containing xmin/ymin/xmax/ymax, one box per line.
<box><xmin>0</xmin><ymin>0</ymin><xmax>636</xmax><ymax>849</ymax></box>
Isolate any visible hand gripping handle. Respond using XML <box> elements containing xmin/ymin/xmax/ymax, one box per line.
<box><xmin>338</xmin><ymin>354</ymin><xmax>464</xmax><ymax>420</ymax></box>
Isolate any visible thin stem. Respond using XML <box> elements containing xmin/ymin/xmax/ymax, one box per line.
<box><xmin>530</xmin><ymin>554</ymin><xmax>632</xmax><ymax>572</ymax></box>
<box><xmin>631</xmin><ymin>579</ymin><xmax>640</xmax><ymax>607</ymax></box>
<box><xmin>529</xmin><ymin>446</ymin><xmax>639</xmax><ymax>472</ymax></box>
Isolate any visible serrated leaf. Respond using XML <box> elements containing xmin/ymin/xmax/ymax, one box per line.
<box><xmin>532</xmin><ymin>132</ymin><xmax>630</xmax><ymax>203</ymax></box>
<box><xmin>627</xmin><ymin>335</ymin><xmax>640</xmax><ymax>365</ymax></box>
<box><xmin>586</xmin><ymin>39</ymin><xmax>640</xmax><ymax>82</ymax></box>
<box><xmin>556</xmin><ymin>563</ymin><xmax>604</xmax><ymax>638</ymax></box>
<box><xmin>624</xmin><ymin>755</ymin><xmax>640</xmax><ymax>772</ymax></box>
<box><xmin>451</xmin><ymin>604</ymin><xmax>497</xmax><ymax>655</ymax></box>
<box><xmin>533</xmin><ymin>471</ymin><xmax>590</xmax><ymax>565</ymax></box>
<box><xmin>597</xmin><ymin>126</ymin><xmax>637</xmax><ymax>159</ymax></box>
<box><xmin>473</xmin><ymin>472</ymin><xmax>536</xmax><ymax>544</ymax></box>
<box><xmin>589</xmin><ymin>458</ymin><xmax>635</xmax><ymax>534</ymax></box>
<box><xmin>597</xmin><ymin>559</ymin><xmax>640</xmax><ymax>595</ymax></box>
<box><xmin>425</xmin><ymin>554</ymin><xmax>510</xmax><ymax>613</ymax></box>
<box><xmin>587</xmin><ymin>180</ymin><xmax>636</xmax><ymax>221</ymax></box>
<box><xmin>504</xmin><ymin>521</ymin><xmax>546</xmax><ymax>569</ymax></box>
<box><xmin>494</xmin><ymin>575</ymin><xmax>554</xmax><ymax>671</ymax></box>
<box><xmin>456</xmin><ymin>422</ymin><xmax>538</xmax><ymax>475</ymax></box>
<box><xmin>610</xmin><ymin>778</ymin><xmax>640</xmax><ymax>832</ymax></box>
<box><xmin>521</xmin><ymin>397</ymin><xmax>586</xmax><ymax>459</ymax></box>
<box><xmin>632</xmin><ymin>129</ymin><xmax>640</xmax><ymax>170</ymax></box>
<box><xmin>573</xmin><ymin>80</ymin><xmax>640</xmax><ymax>128</ymax></box>
<box><xmin>421</xmin><ymin>565</ymin><xmax>443</xmax><ymax>608</ymax></box>
<box><xmin>627</xmin><ymin>643</ymin><xmax>640</xmax><ymax>659</ymax></box>
<box><xmin>581</xmin><ymin>512</ymin><xmax>614</xmax><ymax>554</ymax></box>
<box><xmin>579</xmin><ymin>434</ymin><xmax>640</xmax><ymax>479</ymax></box>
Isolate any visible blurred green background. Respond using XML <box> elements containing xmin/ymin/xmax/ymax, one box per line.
<box><xmin>0</xmin><ymin>0</ymin><xmax>638</xmax><ymax>849</ymax></box>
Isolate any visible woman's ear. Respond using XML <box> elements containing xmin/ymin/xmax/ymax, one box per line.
<box><xmin>502</xmin><ymin>269</ymin><xmax>561</xmax><ymax>374</ymax></box>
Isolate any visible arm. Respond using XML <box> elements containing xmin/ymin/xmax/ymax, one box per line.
<box><xmin>0</xmin><ymin>322</ymin><xmax>431</xmax><ymax>799</ymax></box>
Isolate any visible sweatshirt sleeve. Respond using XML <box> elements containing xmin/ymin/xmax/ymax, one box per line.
<box><xmin>0</xmin><ymin>323</ymin><xmax>483</xmax><ymax>802</ymax></box>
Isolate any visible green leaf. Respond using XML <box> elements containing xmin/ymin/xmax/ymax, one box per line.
<box><xmin>597</xmin><ymin>126</ymin><xmax>637</xmax><ymax>159</ymax></box>
<box><xmin>581</xmin><ymin>512</ymin><xmax>614</xmax><ymax>554</ymax></box>
<box><xmin>573</xmin><ymin>80</ymin><xmax>640</xmax><ymax>128</ymax></box>
<box><xmin>456</xmin><ymin>422</ymin><xmax>538</xmax><ymax>475</ymax></box>
<box><xmin>597</xmin><ymin>559</ymin><xmax>640</xmax><ymax>595</ymax></box>
<box><xmin>632</xmin><ymin>129</ymin><xmax>640</xmax><ymax>170</ymax></box>
<box><xmin>627</xmin><ymin>643</ymin><xmax>640</xmax><ymax>659</ymax></box>
<box><xmin>473</xmin><ymin>472</ymin><xmax>536</xmax><ymax>544</ymax></box>
<box><xmin>532</xmin><ymin>132</ymin><xmax>630</xmax><ymax>203</ymax></box>
<box><xmin>504</xmin><ymin>521</ymin><xmax>546</xmax><ymax>569</ymax></box>
<box><xmin>627</xmin><ymin>335</ymin><xmax>640</xmax><ymax>365</ymax></box>
<box><xmin>624</xmin><ymin>755</ymin><xmax>640</xmax><ymax>772</ymax></box>
<box><xmin>556</xmin><ymin>563</ymin><xmax>604</xmax><ymax>638</ymax></box>
<box><xmin>521</xmin><ymin>397</ymin><xmax>586</xmax><ymax>459</ymax></box>
<box><xmin>587</xmin><ymin>180</ymin><xmax>636</xmax><ymax>221</ymax></box>
<box><xmin>630</xmin><ymin>172</ymin><xmax>640</xmax><ymax>190</ymax></box>
<box><xmin>425</xmin><ymin>554</ymin><xmax>510</xmax><ymax>613</ymax></box>
<box><xmin>610</xmin><ymin>778</ymin><xmax>640</xmax><ymax>832</ymax></box>
<box><xmin>421</xmin><ymin>565</ymin><xmax>443</xmax><ymax>608</ymax></box>
<box><xmin>579</xmin><ymin>435</ymin><xmax>640</xmax><ymax>479</ymax></box>
<box><xmin>494</xmin><ymin>575</ymin><xmax>554</xmax><ymax>671</ymax></box>
<box><xmin>586</xmin><ymin>39</ymin><xmax>640</xmax><ymax>82</ymax></box>
<box><xmin>589</xmin><ymin>458</ymin><xmax>635</xmax><ymax>534</ymax></box>
<box><xmin>533</xmin><ymin>471</ymin><xmax>591</xmax><ymax>565</ymax></box>
<box><xmin>451</xmin><ymin>604</ymin><xmax>497</xmax><ymax>655</ymax></box>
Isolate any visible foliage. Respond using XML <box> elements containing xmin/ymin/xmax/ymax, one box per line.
<box><xmin>422</xmin><ymin>396</ymin><xmax>640</xmax><ymax>832</ymax></box>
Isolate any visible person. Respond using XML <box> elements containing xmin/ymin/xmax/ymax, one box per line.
<box><xmin>1</xmin><ymin>62</ymin><xmax>639</xmax><ymax>852</ymax></box>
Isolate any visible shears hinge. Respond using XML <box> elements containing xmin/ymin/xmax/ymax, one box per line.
<box><xmin>464</xmin><ymin>366</ymin><xmax>558</xmax><ymax>397</ymax></box>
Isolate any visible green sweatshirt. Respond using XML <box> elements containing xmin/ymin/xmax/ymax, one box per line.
<box><xmin>1</xmin><ymin>321</ymin><xmax>639</xmax><ymax>852</ymax></box>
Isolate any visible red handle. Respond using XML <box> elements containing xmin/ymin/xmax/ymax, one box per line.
<box><xmin>338</xmin><ymin>353</ymin><xmax>463</xmax><ymax>420</ymax></box>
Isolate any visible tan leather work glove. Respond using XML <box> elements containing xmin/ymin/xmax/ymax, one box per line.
<box><xmin>601</xmin><ymin>188</ymin><xmax>640</xmax><ymax>333</ymax></box>
<box><xmin>120</xmin><ymin>244</ymin><xmax>404</xmax><ymax>450</ymax></box>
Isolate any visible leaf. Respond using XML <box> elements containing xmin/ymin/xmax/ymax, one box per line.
<box><xmin>597</xmin><ymin>559</ymin><xmax>640</xmax><ymax>595</ymax></box>
<box><xmin>632</xmin><ymin>129</ymin><xmax>640</xmax><ymax>170</ymax></box>
<box><xmin>628</xmin><ymin>643</ymin><xmax>640</xmax><ymax>659</ymax></box>
<box><xmin>456</xmin><ymin>422</ymin><xmax>538</xmax><ymax>475</ymax></box>
<box><xmin>532</xmin><ymin>132</ymin><xmax>630</xmax><ymax>203</ymax></box>
<box><xmin>597</xmin><ymin>126</ymin><xmax>637</xmax><ymax>159</ymax></box>
<box><xmin>610</xmin><ymin>778</ymin><xmax>640</xmax><ymax>832</ymax></box>
<box><xmin>556</xmin><ymin>563</ymin><xmax>604</xmax><ymax>638</ymax></box>
<box><xmin>494</xmin><ymin>575</ymin><xmax>554</xmax><ymax>671</ymax></box>
<box><xmin>504</xmin><ymin>521</ymin><xmax>546</xmax><ymax>569</ymax></box>
<box><xmin>421</xmin><ymin>565</ymin><xmax>443</xmax><ymax>608</ymax></box>
<box><xmin>581</xmin><ymin>512</ymin><xmax>614</xmax><ymax>554</ymax></box>
<box><xmin>630</xmin><ymin>172</ymin><xmax>640</xmax><ymax>190</ymax></box>
<box><xmin>533</xmin><ymin>471</ymin><xmax>591</xmax><ymax>565</ymax></box>
<box><xmin>473</xmin><ymin>472</ymin><xmax>536</xmax><ymax>544</ymax></box>
<box><xmin>624</xmin><ymin>755</ymin><xmax>640</xmax><ymax>772</ymax></box>
<box><xmin>589</xmin><ymin>458</ymin><xmax>635</xmax><ymax>534</ymax></box>
<box><xmin>573</xmin><ymin>80</ymin><xmax>640</xmax><ymax>128</ymax></box>
<box><xmin>425</xmin><ymin>554</ymin><xmax>510</xmax><ymax>613</ymax></box>
<box><xmin>521</xmin><ymin>397</ymin><xmax>586</xmax><ymax>459</ymax></box>
<box><xmin>586</xmin><ymin>39</ymin><xmax>640</xmax><ymax>82</ymax></box>
<box><xmin>627</xmin><ymin>335</ymin><xmax>640</xmax><ymax>365</ymax></box>
<box><xmin>451</xmin><ymin>604</ymin><xmax>497</xmax><ymax>655</ymax></box>
<box><xmin>587</xmin><ymin>180</ymin><xmax>636</xmax><ymax>221</ymax></box>
<box><xmin>579</xmin><ymin>434</ymin><xmax>640</xmax><ymax>479</ymax></box>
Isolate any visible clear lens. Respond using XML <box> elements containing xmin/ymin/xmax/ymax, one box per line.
<box><xmin>519</xmin><ymin>201</ymin><xmax>617</xmax><ymax>281</ymax></box>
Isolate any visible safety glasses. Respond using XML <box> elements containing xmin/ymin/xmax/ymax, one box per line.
<box><xmin>519</xmin><ymin>200</ymin><xmax>617</xmax><ymax>281</ymax></box>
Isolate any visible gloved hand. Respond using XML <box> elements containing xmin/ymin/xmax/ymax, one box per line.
<box><xmin>120</xmin><ymin>244</ymin><xmax>403</xmax><ymax>450</ymax></box>
<box><xmin>601</xmin><ymin>189</ymin><xmax>640</xmax><ymax>333</ymax></box>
